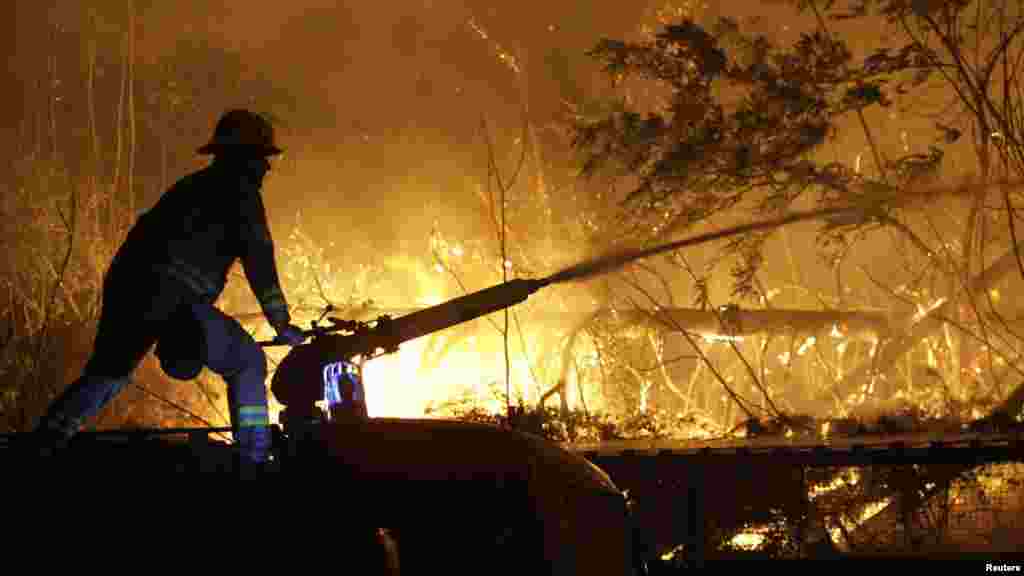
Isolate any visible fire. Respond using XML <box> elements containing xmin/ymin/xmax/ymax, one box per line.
<box><xmin>729</xmin><ymin>531</ymin><xmax>766</xmax><ymax>550</ymax></box>
<box><xmin>911</xmin><ymin>297</ymin><xmax>947</xmax><ymax>324</ymax></box>
<box><xmin>796</xmin><ymin>336</ymin><xmax>816</xmax><ymax>356</ymax></box>
<box><xmin>262</xmin><ymin>309</ymin><xmax>586</xmax><ymax>422</ymax></box>
<box><xmin>828</xmin><ymin>497</ymin><xmax>892</xmax><ymax>544</ymax></box>
<box><xmin>361</xmin><ymin>336</ymin><xmax>542</xmax><ymax>418</ymax></box>
<box><xmin>725</xmin><ymin>520</ymin><xmax>789</xmax><ymax>552</ymax></box>
<box><xmin>269</xmin><ymin>310</ymin><xmax>600</xmax><ymax>421</ymax></box>
<box><xmin>700</xmin><ymin>332</ymin><xmax>745</xmax><ymax>344</ymax></box>
<box><xmin>262</xmin><ymin>233</ymin><xmax>605</xmax><ymax>421</ymax></box>
<box><xmin>809</xmin><ymin>468</ymin><xmax>861</xmax><ymax>500</ymax></box>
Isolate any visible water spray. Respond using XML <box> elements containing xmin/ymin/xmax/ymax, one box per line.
<box><xmin>539</xmin><ymin>205</ymin><xmax>857</xmax><ymax>286</ymax></box>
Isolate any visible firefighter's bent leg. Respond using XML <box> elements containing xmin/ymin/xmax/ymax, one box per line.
<box><xmin>194</xmin><ymin>304</ymin><xmax>271</xmax><ymax>465</ymax></box>
<box><xmin>35</xmin><ymin>274</ymin><xmax>175</xmax><ymax>438</ymax></box>
<box><xmin>36</xmin><ymin>373</ymin><xmax>132</xmax><ymax>439</ymax></box>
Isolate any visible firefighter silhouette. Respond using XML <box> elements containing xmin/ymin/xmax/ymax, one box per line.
<box><xmin>35</xmin><ymin>109</ymin><xmax>305</xmax><ymax>467</ymax></box>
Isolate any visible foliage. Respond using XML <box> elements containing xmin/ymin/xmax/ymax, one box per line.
<box><xmin>571</xmin><ymin>12</ymin><xmax>965</xmax><ymax>299</ymax></box>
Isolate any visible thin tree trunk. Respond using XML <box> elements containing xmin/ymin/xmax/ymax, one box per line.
<box><xmin>110</xmin><ymin>24</ymin><xmax>126</xmax><ymax>243</ymax></box>
<box><xmin>86</xmin><ymin>22</ymin><xmax>102</xmax><ymax>303</ymax></box>
<box><xmin>47</xmin><ymin>20</ymin><xmax>58</xmax><ymax>164</ymax></box>
<box><xmin>126</xmin><ymin>3</ymin><xmax>136</xmax><ymax>231</ymax></box>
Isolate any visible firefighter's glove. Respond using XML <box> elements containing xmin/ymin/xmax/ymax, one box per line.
<box><xmin>275</xmin><ymin>324</ymin><xmax>307</xmax><ymax>346</ymax></box>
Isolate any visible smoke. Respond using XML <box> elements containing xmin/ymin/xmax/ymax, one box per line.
<box><xmin>542</xmin><ymin>205</ymin><xmax>858</xmax><ymax>285</ymax></box>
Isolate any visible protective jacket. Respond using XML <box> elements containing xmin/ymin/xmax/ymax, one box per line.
<box><xmin>112</xmin><ymin>160</ymin><xmax>290</xmax><ymax>328</ymax></box>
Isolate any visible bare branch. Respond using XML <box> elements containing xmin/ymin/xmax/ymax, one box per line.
<box><xmin>619</xmin><ymin>277</ymin><xmax>758</xmax><ymax>421</ymax></box>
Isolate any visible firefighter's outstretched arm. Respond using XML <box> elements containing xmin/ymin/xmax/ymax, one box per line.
<box><xmin>238</xmin><ymin>186</ymin><xmax>294</xmax><ymax>334</ymax></box>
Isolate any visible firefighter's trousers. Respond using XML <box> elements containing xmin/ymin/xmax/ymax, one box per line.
<box><xmin>35</xmin><ymin>268</ymin><xmax>271</xmax><ymax>464</ymax></box>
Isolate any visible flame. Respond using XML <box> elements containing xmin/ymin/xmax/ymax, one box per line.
<box><xmin>809</xmin><ymin>468</ymin><xmax>861</xmax><ymax>500</ymax></box>
<box><xmin>828</xmin><ymin>497</ymin><xmax>892</xmax><ymax>544</ymax></box>
<box><xmin>911</xmin><ymin>297</ymin><xmax>947</xmax><ymax>324</ymax></box>
<box><xmin>726</xmin><ymin>520</ymin><xmax>790</xmax><ymax>552</ymax></box>
<box><xmin>796</xmin><ymin>336</ymin><xmax>816</xmax><ymax>356</ymax></box>
<box><xmin>660</xmin><ymin>544</ymin><xmax>686</xmax><ymax>562</ymax></box>
<box><xmin>729</xmin><ymin>531</ymin><xmax>766</xmax><ymax>550</ymax></box>
<box><xmin>868</xmin><ymin>337</ymin><xmax>879</xmax><ymax>358</ymax></box>
<box><xmin>265</xmin><ymin>314</ymin><xmax>576</xmax><ymax>421</ymax></box>
<box><xmin>391</xmin><ymin>347</ymin><xmax>542</xmax><ymax>415</ymax></box>
<box><xmin>639</xmin><ymin>380</ymin><xmax>652</xmax><ymax>413</ymax></box>
<box><xmin>701</xmin><ymin>332</ymin><xmax>745</xmax><ymax>343</ymax></box>
<box><xmin>252</xmin><ymin>210</ymin><xmax>624</xmax><ymax>425</ymax></box>
<box><xmin>361</xmin><ymin>312</ymin><xmax>598</xmax><ymax>418</ymax></box>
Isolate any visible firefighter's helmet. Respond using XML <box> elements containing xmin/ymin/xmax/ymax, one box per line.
<box><xmin>198</xmin><ymin>109</ymin><xmax>283</xmax><ymax>157</ymax></box>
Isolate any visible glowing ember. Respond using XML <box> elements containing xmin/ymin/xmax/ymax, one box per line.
<box><xmin>660</xmin><ymin>544</ymin><xmax>686</xmax><ymax>562</ymax></box>
<box><xmin>639</xmin><ymin>380</ymin><xmax>652</xmax><ymax>413</ymax></box>
<box><xmin>829</xmin><ymin>497</ymin><xmax>892</xmax><ymax>544</ymax></box>
<box><xmin>911</xmin><ymin>297</ymin><xmax>947</xmax><ymax>324</ymax></box>
<box><xmin>809</xmin><ymin>468</ymin><xmax>860</xmax><ymax>500</ymax></box>
<box><xmin>729</xmin><ymin>531</ymin><xmax>766</xmax><ymax>550</ymax></box>
<box><xmin>796</xmin><ymin>336</ymin><xmax>816</xmax><ymax>356</ymax></box>
<box><xmin>868</xmin><ymin>338</ymin><xmax>879</xmax><ymax>358</ymax></box>
<box><xmin>701</xmin><ymin>332</ymin><xmax>745</xmax><ymax>344</ymax></box>
<box><xmin>835</xmin><ymin>339</ymin><xmax>848</xmax><ymax>355</ymax></box>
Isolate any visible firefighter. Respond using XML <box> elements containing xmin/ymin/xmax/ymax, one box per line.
<box><xmin>34</xmin><ymin>109</ymin><xmax>305</xmax><ymax>470</ymax></box>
